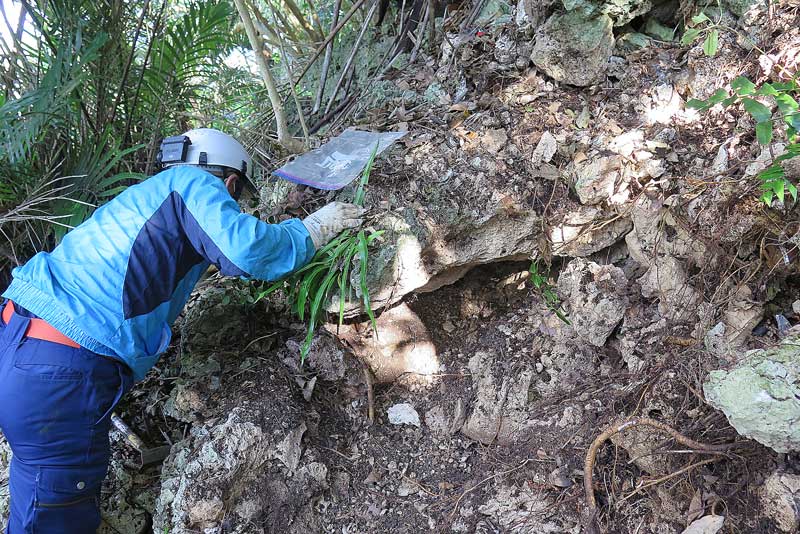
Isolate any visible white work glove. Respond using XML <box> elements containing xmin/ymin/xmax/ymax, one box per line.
<box><xmin>302</xmin><ymin>201</ymin><xmax>365</xmax><ymax>250</ymax></box>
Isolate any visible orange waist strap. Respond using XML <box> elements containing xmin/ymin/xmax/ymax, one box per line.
<box><xmin>2</xmin><ymin>300</ymin><xmax>81</xmax><ymax>348</ymax></box>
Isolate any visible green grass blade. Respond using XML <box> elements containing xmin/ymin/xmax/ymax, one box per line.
<box><xmin>338</xmin><ymin>241</ymin><xmax>360</xmax><ymax>326</ymax></box>
<box><xmin>357</xmin><ymin>230</ymin><xmax>378</xmax><ymax>336</ymax></box>
<box><xmin>254</xmin><ymin>280</ymin><xmax>285</xmax><ymax>303</ymax></box>
<box><xmin>355</xmin><ymin>142</ymin><xmax>379</xmax><ymax>206</ymax></box>
<box><xmin>301</xmin><ymin>268</ymin><xmax>338</xmax><ymax>362</ymax></box>
<box><xmin>366</xmin><ymin>230</ymin><xmax>385</xmax><ymax>244</ymax></box>
<box><xmin>316</xmin><ymin>231</ymin><xmax>349</xmax><ymax>257</ymax></box>
<box><xmin>297</xmin><ymin>264</ymin><xmax>328</xmax><ymax>321</ymax></box>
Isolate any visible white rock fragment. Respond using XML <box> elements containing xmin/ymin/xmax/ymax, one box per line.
<box><xmin>711</xmin><ymin>144</ymin><xmax>728</xmax><ymax>174</ymax></box>
<box><xmin>388</xmin><ymin>403</ymin><xmax>421</xmax><ymax>427</ymax></box>
<box><xmin>532</xmin><ymin>131</ymin><xmax>557</xmax><ymax>164</ymax></box>
<box><xmin>681</xmin><ymin>515</ymin><xmax>724</xmax><ymax>534</ymax></box>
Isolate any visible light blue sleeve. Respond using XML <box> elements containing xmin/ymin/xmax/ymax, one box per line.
<box><xmin>173</xmin><ymin>166</ymin><xmax>316</xmax><ymax>281</ymax></box>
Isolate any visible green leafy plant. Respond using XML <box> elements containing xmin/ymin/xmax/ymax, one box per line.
<box><xmin>680</xmin><ymin>12</ymin><xmax>719</xmax><ymax>57</ymax></box>
<box><xmin>687</xmin><ymin>75</ymin><xmax>800</xmax><ymax>205</ymax></box>
<box><xmin>529</xmin><ymin>261</ymin><xmax>570</xmax><ymax>325</ymax></box>
<box><xmin>257</xmin><ymin>144</ymin><xmax>383</xmax><ymax>361</ymax></box>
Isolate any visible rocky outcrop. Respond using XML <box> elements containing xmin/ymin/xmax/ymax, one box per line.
<box><xmin>0</xmin><ymin>433</ymin><xmax>10</xmax><ymax>532</ymax></box>
<box><xmin>156</xmin><ymin>411</ymin><xmax>325</xmax><ymax>533</ymax></box>
<box><xmin>549</xmin><ymin>206</ymin><xmax>632</xmax><ymax>257</ymax></box>
<box><xmin>557</xmin><ymin>258</ymin><xmax>628</xmax><ymax>347</ymax></box>
<box><xmin>704</xmin><ymin>337</ymin><xmax>800</xmax><ymax>453</ymax></box>
<box><xmin>760</xmin><ymin>471</ymin><xmax>800</xmax><ymax>532</ymax></box>
<box><xmin>681</xmin><ymin>515</ymin><xmax>725</xmax><ymax>534</ymax></box>
<box><xmin>461</xmin><ymin>352</ymin><xmax>536</xmax><ymax>444</ymax></box>
<box><xmin>156</xmin><ymin>378</ymin><xmax>326</xmax><ymax>533</ymax></box>
<box><xmin>531</xmin><ymin>11</ymin><xmax>614</xmax><ymax>87</ymax></box>
<box><xmin>333</xmin><ymin>208</ymin><xmax>541</xmax><ymax>316</ymax></box>
<box><xmin>561</xmin><ymin>0</ymin><xmax>653</xmax><ymax>26</ymax></box>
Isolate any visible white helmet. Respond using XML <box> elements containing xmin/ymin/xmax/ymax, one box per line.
<box><xmin>158</xmin><ymin>128</ymin><xmax>254</xmax><ymax>190</ymax></box>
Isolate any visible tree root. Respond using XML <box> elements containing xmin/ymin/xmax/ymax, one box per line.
<box><xmin>362</xmin><ymin>362</ymin><xmax>375</xmax><ymax>423</ymax></box>
<box><xmin>583</xmin><ymin>417</ymin><xmax>736</xmax><ymax>533</ymax></box>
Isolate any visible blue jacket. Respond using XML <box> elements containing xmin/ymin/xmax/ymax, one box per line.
<box><xmin>3</xmin><ymin>166</ymin><xmax>316</xmax><ymax>380</ymax></box>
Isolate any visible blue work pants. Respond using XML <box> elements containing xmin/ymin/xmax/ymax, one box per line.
<box><xmin>0</xmin><ymin>304</ymin><xmax>132</xmax><ymax>532</ymax></box>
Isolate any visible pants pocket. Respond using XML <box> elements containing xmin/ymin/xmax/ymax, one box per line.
<box><xmin>12</xmin><ymin>341</ymin><xmax>85</xmax><ymax>381</ymax></box>
<box><xmin>92</xmin><ymin>360</ymin><xmax>133</xmax><ymax>427</ymax></box>
<box><xmin>31</xmin><ymin>465</ymin><xmax>105</xmax><ymax>533</ymax></box>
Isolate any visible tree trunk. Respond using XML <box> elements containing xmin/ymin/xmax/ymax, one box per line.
<box><xmin>232</xmin><ymin>0</ymin><xmax>301</xmax><ymax>152</ymax></box>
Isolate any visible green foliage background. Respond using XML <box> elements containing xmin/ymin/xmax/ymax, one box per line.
<box><xmin>0</xmin><ymin>0</ymin><xmax>404</xmax><ymax>283</ymax></box>
<box><xmin>0</xmin><ymin>0</ymin><xmax>248</xmax><ymax>276</ymax></box>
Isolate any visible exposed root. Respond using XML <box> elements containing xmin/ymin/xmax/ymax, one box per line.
<box><xmin>583</xmin><ymin>417</ymin><xmax>736</xmax><ymax>533</ymax></box>
<box><xmin>363</xmin><ymin>362</ymin><xmax>375</xmax><ymax>423</ymax></box>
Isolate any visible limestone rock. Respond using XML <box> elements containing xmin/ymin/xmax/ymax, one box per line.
<box><xmin>550</xmin><ymin>206</ymin><xmax>632</xmax><ymax>257</ymax></box>
<box><xmin>178</xmin><ymin>281</ymin><xmax>271</xmax><ymax>353</ymax></box>
<box><xmin>479</xmin><ymin>483</ymin><xmax>565</xmax><ymax>532</ymax></box>
<box><xmin>515</xmin><ymin>0</ymin><xmax>556</xmax><ymax>27</ymax></box>
<box><xmin>532</xmin><ymin>131</ymin><xmax>558</xmax><ymax>164</ymax></box>
<box><xmin>98</xmin><ymin>455</ymin><xmax>156</xmax><ymax>534</ymax></box>
<box><xmin>461</xmin><ymin>352</ymin><xmax>535</xmax><ymax>445</ymax></box>
<box><xmin>681</xmin><ymin>515</ymin><xmax>724</xmax><ymax>534</ymax></box>
<box><xmin>704</xmin><ymin>322</ymin><xmax>730</xmax><ymax>359</ymax></box>
<box><xmin>557</xmin><ymin>258</ymin><xmax>628</xmax><ymax>347</ymax></box>
<box><xmin>574</xmin><ymin>155</ymin><xmax>628</xmax><ymax>205</ymax></box>
<box><xmin>156</xmin><ymin>381</ymin><xmax>324</xmax><ymax>533</ymax></box>
<box><xmin>760</xmin><ymin>471</ymin><xmax>800</xmax><ymax>532</ymax></box>
<box><xmin>783</xmin><ymin>155</ymin><xmax>800</xmax><ymax>182</ymax></box>
<box><xmin>640</xmin><ymin>256</ymin><xmax>700</xmax><ymax>317</ymax></box>
<box><xmin>561</xmin><ymin>0</ymin><xmax>652</xmax><ymax>26</ymax></box>
<box><xmin>722</xmin><ymin>286</ymin><xmax>763</xmax><ymax>347</ymax></box>
<box><xmin>164</xmin><ymin>382</ymin><xmax>212</xmax><ymax>423</ymax></box>
<box><xmin>704</xmin><ymin>337</ymin><xmax>800</xmax><ymax>453</ymax></box>
<box><xmin>724</xmin><ymin>0</ymin><xmax>759</xmax><ymax>16</ymax></box>
<box><xmin>274</xmin><ymin>422</ymin><xmax>307</xmax><ymax>472</ymax></box>
<box><xmin>287</xmin><ymin>336</ymin><xmax>347</xmax><ymax>382</ymax></box>
<box><xmin>387</xmin><ymin>403</ymin><xmax>421</xmax><ymax>427</ymax></box>
<box><xmin>643</xmin><ymin>17</ymin><xmax>674</xmax><ymax>41</ymax></box>
<box><xmin>610</xmin><ymin>425</ymin><xmax>670</xmax><ymax>475</ymax></box>
<box><xmin>481</xmin><ymin>129</ymin><xmax>508</xmax><ymax>153</ymax></box>
<box><xmin>0</xmin><ymin>432</ymin><xmax>10</xmax><ymax>532</ymax></box>
<box><xmin>424</xmin><ymin>405</ymin><xmax>452</xmax><ymax>437</ymax></box>
<box><xmin>625</xmin><ymin>193</ymin><xmax>707</xmax><ymax>269</ymax></box>
<box><xmin>531</xmin><ymin>12</ymin><xmax>614</xmax><ymax>87</ymax></box>
<box><xmin>331</xmin><ymin>207</ymin><xmax>540</xmax><ymax>317</ymax></box>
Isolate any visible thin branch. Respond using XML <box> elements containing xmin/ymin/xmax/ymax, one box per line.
<box><xmin>309</xmin><ymin>95</ymin><xmax>353</xmax><ymax>135</ymax></box>
<box><xmin>271</xmin><ymin>10</ymin><xmax>310</xmax><ymax>145</ymax></box>
<box><xmin>125</xmin><ymin>0</ymin><xmax>167</xmax><ymax>147</ymax></box>
<box><xmin>409</xmin><ymin>0</ymin><xmax>431</xmax><ymax>64</ymax></box>
<box><xmin>291</xmin><ymin>0</ymin><xmax>372</xmax><ymax>88</ymax></box>
<box><xmin>304</xmin><ymin>0</ymin><xmax>326</xmax><ymax>42</ymax></box>
<box><xmin>312</xmin><ymin>0</ymin><xmax>342</xmax><ymax>114</ymax></box>
<box><xmin>281</xmin><ymin>0</ymin><xmax>323</xmax><ymax>42</ymax></box>
<box><xmin>262</xmin><ymin>0</ymin><xmax>303</xmax><ymax>43</ymax></box>
<box><xmin>427</xmin><ymin>0</ymin><xmax>435</xmax><ymax>52</ymax></box>
<box><xmin>323</xmin><ymin>0</ymin><xmax>377</xmax><ymax>116</ymax></box>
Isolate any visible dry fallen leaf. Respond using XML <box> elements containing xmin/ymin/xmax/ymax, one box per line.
<box><xmin>687</xmin><ymin>488</ymin><xmax>704</xmax><ymax>524</ymax></box>
<box><xmin>449</xmin><ymin>101</ymin><xmax>476</xmax><ymax>112</ymax></box>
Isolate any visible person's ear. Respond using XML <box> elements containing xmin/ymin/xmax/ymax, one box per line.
<box><xmin>224</xmin><ymin>174</ymin><xmax>238</xmax><ymax>196</ymax></box>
